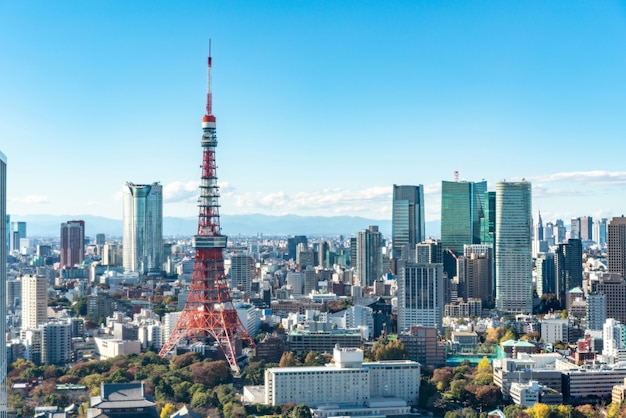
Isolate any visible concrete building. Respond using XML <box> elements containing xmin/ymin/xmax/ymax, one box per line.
<box><xmin>355</xmin><ymin>226</ymin><xmax>384</xmax><ymax>287</ymax></box>
<box><xmin>397</xmin><ymin>262</ymin><xmax>444</xmax><ymax>330</ymax></box>
<box><xmin>93</xmin><ymin>337</ymin><xmax>141</xmax><ymax>360</ymax></box>
<box><xmin>398</xmin><ymin>325</ymin><xmax>446</xmax><ymax>366</ymax></box>
<box><xmin>495</xmin><ymin>181</ymin><xmax>532</xmax><ymax>314</ymax></box>
<box><xmin>555</xmin><ymin>239</ymin><xmax>583</xmax><ymax>304</ymax></box>
<box><xmin>41</xmin><ymin>320</ymin><xmax>72</xmax><ymax>364</ymax></box>
<box><xmin>21</xmin><ymin>274</ymin><xmax>48</xmax><ymax>330</ymax></box>
<box><xmin>122</xmin><ymin>182</ymin><xmax>163</xmax><ymax>274</ymax></box>
<box><xmin>587</xmin><ymin>293</ymin><xmax>607</xmax><ymax>331</ymax></box>
<box><xmin>493</xmin><ymin>354</ymin><xmax>563</xmax><ymax>399</ymax></box>
<box><xmin>597</xmin><ymin>275</ymin><xmax>626</xmax><ymax>324</ymax></box>
<box><xmin>60</xmin><ymin>220</ymin><xmax>85</xmax><ymax>268</ymax></box>
<box><xmin>286</xmin><ymin>329</ymin><xmax>362</xmax><ymax>355</ymax></box>
<box><xmin>458</xmin><ymin>244</ymin><xmax>493</xmax><ymax>304</ymax></box>
<box><xmin>608</xmin><ymin>217</ymin><xmax>626</xmax><ymax>277</ymax></box>
<box><xmin>264</xmin><ymin>347</ymin><xmax>420</xmax><ymax>410</ymax></box>
<box><xmin>540</xmin><ymin>318</ymin><xmax>570</xmax><ymax>345</ymax></box>
<box><xmin>228</xmin><ymin>253</ymin><xmax>254</xmax><ymax>296</ymax></box>
<box><xmin>556</xmin><ymin>358</ymin><xmax>626</xmax><ymax>401</ymax></box>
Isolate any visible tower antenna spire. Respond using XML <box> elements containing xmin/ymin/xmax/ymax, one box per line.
<box><xmin>206</xmin><ymin>39</ymin><xmax>213</xmax><ymax>118</ymax></box>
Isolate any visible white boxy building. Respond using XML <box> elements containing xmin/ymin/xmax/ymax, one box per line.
<box><xmin>262</xmin><ymin>346</ymin><xmax>420</xmax><ymax>416</ymax></box>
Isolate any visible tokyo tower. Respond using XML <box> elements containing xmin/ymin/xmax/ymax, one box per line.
<box><xmin>159</xmin><ymin>47</ymin><xmax>255</xmax><ymax>372</ymax></box>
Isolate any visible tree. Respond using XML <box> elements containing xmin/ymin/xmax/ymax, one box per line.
<box><xmin>431</xmin><ymin>368</ymin><xmax>453</xmax><ymax>391</ymax></box>
<box><xmin>448</xmin><ymin>378</ymin><xmax>467</xmax><ymax>402</ymax></box>
<box><xmin>504</xmin><ymin>404</ymin><xmax>527</xmax><ymax>418</ymax></box>
<box><xmin>170</xmin><ymin>352</ymin><xmax>201</xmax><ymax>370</ymax></box>
<box><xmin>189</xmin><ymin>361</ymin><xmax>232</xmax><ymax>387</ymax></box>
<box><xmin>526</xmin><ymin>402</ymin><xmax>550</xmax><ymax>418</ymax></box>
<box><xmin>279</xmin><ymin>352</ymin><xmax>298</xmax><ymax>367</ymax></box>
<box><xmin>372</xmin><ymin>339</ymin><xmax>408</xmax><ymax>361</ymax></box>
<box><xmin>160</xmin><ymin>403</ymin><xmax>177</xmax><ymax>418</ymax></box>
<box><xmin>290</xmin><ymin>404</ymin><xmax>313</xmax><ymax>418</ymax></box>
<box><xmin>191</xmin><ymin>391</ymin><xmax>212</xmax><ymax>409</ymax></box>
<box><xmin>477</xmin><ymin>356</ymin><xmax>491</xmax><ymax>374</ymax></box>
<box><xmin>304</xmin><ymin>351</ymin><xmax>325</xmax><ymax>366</ymax></box>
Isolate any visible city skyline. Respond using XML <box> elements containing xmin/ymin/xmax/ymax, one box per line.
<box><xmin>2</xmin><ymin>2</ymin><xmax>626</xmax><ymax>224</ymax></box>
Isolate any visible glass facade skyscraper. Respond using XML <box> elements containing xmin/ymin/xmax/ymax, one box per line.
<box><xmin>122</xmin><ymin>182</ymin><xmax>163</xmax><ymax>274</ymax></box>
<box><xmin>440</xmin><ymin>180</ymin><xmax>487</xmax><ymax>278</ymax></box>
<box><xmin>392</xmin><ymin>184</ymin><xmax>425</xmax><ymax>260</ymax></box>
<box><xmin>495</xmin><ymin>181</ymin><xmax>532</xmax><ymax>314</ymax></box>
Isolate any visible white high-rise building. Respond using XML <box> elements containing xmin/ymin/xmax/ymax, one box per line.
<box><xmin>0</xmin><ymin>150</ymin><xmax>7</xmax><ymax>415</ymax></box>
<box><xmin>495</xmin><ymin>181</ymin><xmax>532</xmax><ymax>314</ymax></box>
<box><xmin>122</xmin><ymin>182</ymin><xmax>163</xmax><ymax>274</ymax></box>
<box><xmin>397</xmin><ymin>262</ymin><xmax>444</xmax><ymax>330</ymax></box>
<box><xmin>228</xmin><ymin>253</ymin><xmax>254</xmax><ymax>296</ymax></box>
<box><xmin>21</xmin><ymin>274</ymin><xmax>48</xmax><ymax>330</ymax></box>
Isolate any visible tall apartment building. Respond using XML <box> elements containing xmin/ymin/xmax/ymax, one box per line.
<box><xmin>355</xmin><ymin>226</ymin><xmax>383</xmax><ymax>287</ymax></box>
<box><xmin>608</xmin><ymin>217</ymin><xmax>626</xmax><ymax>277</ymax></box>
<box><xmin>287</xmin><ymin>235</ymin><xmax>307</xmax><ymax>261</ymax></box>
<box><xmin>229</xmin><ymin>253</ymin><xmax>254</xmax><ymax>296</ymax></box>
<box><xmin>122</xmin><ymin>182</ymin><xmax>163</xmax><ymax>274</ymax></box>
<box><xmin>0</xmin><ymin>150</ymin><xmax>7</xmax><ymax>415</ymax></box>
<box><xmin>391</xmin><ymin>184</ymin><xmax>425</xmax><ymax>260</ymax></box>
<box><xmin>441</xmin><ymin>180</ymin><xmax>487</xmax><ymax>278</ymax></box>
<box><xmin>495</xmin><ymin>181</ymin><xmax>532</xmax><ymax>314</ymax></box>
<box><xmin>21</xmin><ymin>274</ymin><xmax>48</xmax><ymax>330</ymax></box>
<box><xmin>41</xmin><ymin>320</ymin><xmax>72</xmax><ymax>364</ymax></box>
<box><xmin>397</xmin><ymin>261</ymin><xmax>444</xmax><ymax>330</ymax></box>
<box><xmin>457</xmin><ymin>244</ymin><xmax>493</xmax><ymax>305</ymax></box>
<box><xmin>60</xmin><ymin>220</ymin><xmax>85</xmax><ymax>268</ymax></box>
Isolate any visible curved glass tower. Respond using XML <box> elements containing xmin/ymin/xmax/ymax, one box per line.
<box><xmin>122</xmin><ymin>182</ymin><xmax>163</xmax><ymax>274</ymax></box>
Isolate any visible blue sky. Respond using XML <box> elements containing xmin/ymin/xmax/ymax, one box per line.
<box><xmin>2</xmin><ymin>1</ymin><xmax>626</xmax><ymax>225</ymax></box>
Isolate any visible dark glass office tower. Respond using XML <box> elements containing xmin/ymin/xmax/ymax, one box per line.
<box><xmin>441</xmin><ymin>180</ymin><xmax>487</xmax><ymax>278</ymax></box>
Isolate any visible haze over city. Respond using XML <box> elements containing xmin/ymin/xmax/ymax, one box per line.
<box><xmin>2</xmin><ymin>1</ymin><xmax>626</xmax><ymax>225</ymax></box>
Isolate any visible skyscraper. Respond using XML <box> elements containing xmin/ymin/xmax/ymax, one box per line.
<box><xmin>495</xmin><ymin>181</ymin><xmax>532</xmax><ymax>314</ymax></box>
<box><xmin>608</xmin><ymin>216</ymin><xmax>626</xmax><ymax>277</ymax></box>
<box><xmin>593</xmin><ymin>218</ymin><xmax>608</xmax><ymax>246</ymax></box>
<box><xmin>392</xmin><ymin>185</ymin><xmax>425</xmax><ymax>260</ymax></box>
<box><xmin>480</xmin><ymin>191</ymin><xmax>496</xmax><ymax>247</ymax></box>
<box><xmin>397</xmin><ymin>261</ymin><xmax>444</xmax><ymax>330</ymax></box>
<box><xmin>60</xmin><ymin>220</ymin><xmax>85</xmax><ymax>268</ymax></box>
<box><xmin>570</xmin><ymin>217</ymin><xmax>581</xmax><ymax>240</ymax></box>
<box><xmin>229</xmin><ymin>253</ymin><xmax>254</xmax><ymax>296</ymax></box>
<box><xmin>536</xmin><ymin>252</ymin><xmax>555</xmax><ymax>297</ymax></box>
<box><xmin>580</xmin><ymin>216</ymin><xmax>593</xmax><ymax>242</ymax></box>
<box><xmin>0</xmin><ymin>150</ymin><xmax>7</xmax><ymax>415</ymax></box>
<box><xmin>356</xmin><ymin>225</ymin><xmax>384</xmax><ymax>287</ymax></box>
<box><xmin>441</xmin><ymin>180</ymin><xmax>487</xmax><ymax>278</ymax></box>
<box><xmin>122</xmin><ymin>182</ymin><xmax>163</xmax><ymax>274</ymax></box>
<box><xmin>9</xmin><ymin>221</ymin><xmax>26</xmax><ymax>253</ymax></box>
<box><xmin>555</xmin><ymin>239</ymin><xmax>583</xmax><ymax>303</ymax></box>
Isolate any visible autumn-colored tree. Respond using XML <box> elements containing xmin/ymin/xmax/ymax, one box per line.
<box><xmin>304</xmin><ymin>351</ymin><xmax>325</xmax><ymax>366</ymax></box>
<box><xmin>279</xmin><ymin>351</ymin><xmax>298</xmax><ymax>367</ymax></box>
<box><xmin>484</xmin><ymin>328</ymin><xmax>501</xmax><ymax>344</ymax></box>
<box><xmin>170</xmin><ymin>352</ymin><xmax>201</xmax><ymax>370</ymax></box>
<box><xmin>431</xmin><ymin>368</ymin><xmax>453</xmax><ymax>391</ymax></box>
<box><xmin>526</xmin><ymin>402</ymin><xmax>551</xmax><ymax>418</ymax></box>
<box><xmin>189</xmin><ymin>360</ymin><xmax>231</xmax><ymax>387</ymax></box>
<box><xmin>372</xmin><ymin>339</ymin><xmax>408</xmax><ymax>361</ymax></box>
<box><xmin>160</xmin><ymin>403</ymin><xmax>177</xmax><ymax>418</ymax></box>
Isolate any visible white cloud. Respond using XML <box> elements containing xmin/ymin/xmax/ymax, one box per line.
<box><xmin>9</xmin><ymin>195</ymin><xmax>49</xmax><ymax>204</ymax></box>
<box><xmin>528</xmin><ymin>171</ymin><xmax>626</xmax><ymax>186</ymax></box>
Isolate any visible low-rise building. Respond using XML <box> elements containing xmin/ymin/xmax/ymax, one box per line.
<box><xmin>263</xmin><ymin>346</ymin><xmax>420</xmax><ymax>412</ymax></box>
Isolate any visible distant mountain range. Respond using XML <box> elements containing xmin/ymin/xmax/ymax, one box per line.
<box><xmin>12</xmin><ymin>214</ymin><xmax>441</xmax><ymax>239</ymax></box>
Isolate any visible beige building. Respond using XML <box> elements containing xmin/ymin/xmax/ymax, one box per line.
<box><xmin>21</xmin><ymin>274</ymin><xmax>47</xmax><ymax>330</ymax></box>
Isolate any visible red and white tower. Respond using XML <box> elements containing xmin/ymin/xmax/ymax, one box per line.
<box><xmin>159</xmin><ymin>48</ymin><xmax>255</xmax><ymax>371</ymax></box>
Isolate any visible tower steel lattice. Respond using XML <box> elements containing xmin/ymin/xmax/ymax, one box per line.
<box><xmin>159</xmin><ymin>48</ymin><xmax>255</xmax><ymax>371</ymax></box>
